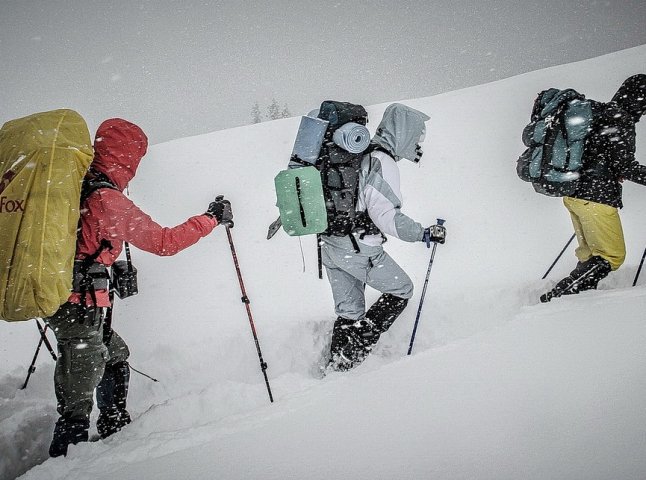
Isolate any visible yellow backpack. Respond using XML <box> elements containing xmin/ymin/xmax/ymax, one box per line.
<box><xmin>0</xmin><ymin>109</ymin><xmax>93</xmax><ymax>321</ymax></box>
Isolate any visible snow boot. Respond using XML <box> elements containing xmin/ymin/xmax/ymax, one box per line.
<box><xmin>540</xmin><ymin>256</ymin><xmax>612</xmax><ymax>302</ymax></box>
<box><xmin>49</xmin><ymin>415</ymin><xmax>90</xmax><ymax>457</ymax></box>
<box><xmin>326</xmin><ymin>294</ymin><xmax>409</xmax><ymax>372</ymax></box>
<box><xmin>96</xmin><ymin>360</ymin><xmax>131</xmax><ymax>439</ymax></box>
<box><xmin>97</xmin><ymin>406</ymin><xmax>131</xmax><ymax>439</ymax></box>
<box><xmin>327</xmin><ymin>317</ymin><xmax>376</xmax><ymax>372</ymax></box>
<box><xmin>363</xmin><ymin>293</ymin><xmax>408</xmax><ymax>348</ymax></box>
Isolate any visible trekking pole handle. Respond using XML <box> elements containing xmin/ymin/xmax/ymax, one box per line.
<box><xmin>422</xmin><ymin>218</ymin><xmax>446</xmax><ymax>248</ymax></box>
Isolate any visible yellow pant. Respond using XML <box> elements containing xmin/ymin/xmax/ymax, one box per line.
<box><xmin>563</xmin><ymin>197</ymin><xmax>625</xmax><ymax>270</ymax></box>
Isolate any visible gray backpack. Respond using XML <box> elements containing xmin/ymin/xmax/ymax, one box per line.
<box><xmin>517</xmin><ymin>88</ymin><xmax>593</xmax><ymax>197</ymax></box>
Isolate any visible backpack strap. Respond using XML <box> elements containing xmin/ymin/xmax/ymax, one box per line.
<box><xmin>77</xmin><ymin>169</ymin><xmax>117</xmax><ymax>261</ymax></box>
<box><xmin>103</xmin><ymin>290</ymin><xmax>115</xmax><ymax>344</ymax></box>
<box><xmin>74</xmin><ymin>170</ymin><xmax>119</xmax><ymax>309</ymax></box>
<box><xmin>73</xmin><ymin>238</ymin><xmax>113</xmax><ymax>311</ymax></box>
<box><xmin>539</xmin><ymin>100</ymin><xmax>568</xmax><ymax>178</ymax></box>
<box><xmin>81</xmin><ymin>169</ymin><xmax>119</xmax><ymax>204</ymax></box>
<box><xmin>353</xmin><ymin>151</ymin><xmax>383</xmax><ymax>240</ymax></box>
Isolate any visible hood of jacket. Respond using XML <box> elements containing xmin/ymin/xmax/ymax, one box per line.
<box><xmin>91</xmin><ymin>118</ymin><xmax>148</xmax><ymax>191</ymax></box>
<box><xmin>611</xmin><ymin>74</ymin><xmax>646</xmax><ymax>123</ymax></box>
<box><xmin>372</xmin><ymin>103</ymin><xmax>430</xmax><ymax>162</ymax></box>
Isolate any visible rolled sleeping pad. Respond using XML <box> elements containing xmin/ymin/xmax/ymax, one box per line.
<box><xmin>332</xmin><ymin>122</ymin><xmax>370</xmax><ymax>154</ymax></box>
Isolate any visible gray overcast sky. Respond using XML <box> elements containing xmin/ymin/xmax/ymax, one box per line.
<box><xmin>1</xmin><ymin>0</ymin><xmax>645</xmax><ymax>142</ymax></box>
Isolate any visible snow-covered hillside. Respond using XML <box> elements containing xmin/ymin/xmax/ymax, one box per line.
<box><xmin>1</xmin><ymin>45</ymin><xmax>646</xmax><ymax>480</ymax></box>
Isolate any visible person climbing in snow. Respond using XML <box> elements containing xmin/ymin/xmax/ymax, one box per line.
<box><xmin>541</xmin><ymin>74</ymin><xmax>646</xmax><ymax>302</ymax></box>
<box><xmin>45</xmin><ymin>118</ymin><xmax>234</xmax><ymax>457</ymax></box>
<box><xmin>324</xmin><ymin>103</ymin><xmax>446</xmax><ymax>372</ymax></box>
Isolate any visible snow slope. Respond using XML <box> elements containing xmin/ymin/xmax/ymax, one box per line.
<box><xmin>1</xmin><ymin>44</ymin><xmax>645</xmax><ymax>480</ymax></box>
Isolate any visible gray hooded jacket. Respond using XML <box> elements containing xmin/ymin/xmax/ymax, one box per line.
<box><xmin>372</xmin><ymin>103</ymin><xmax>430</xmax><ymax>162</ymax></box>
<box><xmin>357</xmin><ymin>104</ymin><xmax>430</xmax><ymax>246</ymax></box>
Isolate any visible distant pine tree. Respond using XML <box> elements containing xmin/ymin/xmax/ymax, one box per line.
<box><xmin>267</xmin><ymin>98</ymin><xmax>281</xmax><ymax>120</ymax></box>
<box><xmin>281</xmin><ymin>104</ymin><xmax>291</xmax><ymax>118</ymax></box>
<box><xmin>251</xmin><ymin>102</ymin><xmax>263</xmax><ymax>124</ymax></box>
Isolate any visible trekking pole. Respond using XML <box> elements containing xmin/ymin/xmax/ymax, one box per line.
<box><xmin>21</xmin><ymin>319</ymin><xmax>57</xmax><ymax>390</ymax></box>
<box><xmin>632</xmin><ymin>245</ymin><xmax>646</xmax><ymax>286</ymax></box>
<box><xmin>408</xmin><ymin>219</ymin><xmax>445</xmax><ymax>356</ymax></box>
<box><xmin>225</xmin><ymin>227</ymin><xmax>274</xmax><ymax>403</ymax></box>
<box><xmin>36</xmin><ymin>319</ymin><xmax>57</xmax><ymax>361</ymax></box>
<box><xmin>127</xmin><ymin>362</ymin><xmax>159</xmax><ymax>383</ymax></box>
<box><xmin>542</xmin><ymin>233</ymin><xmax>576</xmax><ymax>279</ymax></box>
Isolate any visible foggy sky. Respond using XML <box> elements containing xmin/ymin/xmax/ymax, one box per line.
<box><xmin>1</xmin><ymin>0</ymin><xmax>645</xmax><ymax>143</ymax></box>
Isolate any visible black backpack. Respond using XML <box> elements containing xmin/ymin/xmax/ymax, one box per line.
<box><xmin>517</xmin><ymin>88</ymin><xmax>593</xmax><ymax>197</ymax></box>
<box><xmin>315</xmin><ymin>101</ymin><xmax>379</xmax><ymax>238</ymax></box>
<box><xmin>271</xmin><ymin>101</ymin><xmax>378</xmax><ymax>241</ymax></box>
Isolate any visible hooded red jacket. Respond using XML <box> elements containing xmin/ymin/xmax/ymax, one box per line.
<box><xmin>70</xmin><ymin>118</ymin><xmax>217</xmax><ymax>306</ymax></box>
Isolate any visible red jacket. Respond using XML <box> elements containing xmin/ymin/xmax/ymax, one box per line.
<box><xmin>70</xmin><ymin>118</ymin><xmax>217</xmax><ymax>306</ymax></box>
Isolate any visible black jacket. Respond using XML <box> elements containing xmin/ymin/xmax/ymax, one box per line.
<box><xmin>572</xmin><ymin>100</ymin><xmax>646</xmax><ymax>208</ymax></box>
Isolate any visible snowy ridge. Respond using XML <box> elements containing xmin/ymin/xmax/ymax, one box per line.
<box><xmin>1</xmin><ymin>44</ymin><xmax>646</xmax><ymax>480</ymax></box>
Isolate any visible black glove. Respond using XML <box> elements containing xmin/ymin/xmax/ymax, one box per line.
<box><xmin>413</xmin><ymin>144</ymin><xmax>424</xmax><ymax>163</ymax></box>
<box><xmin>422</xmin><ymin>224</ymin><xmax>446</xmax><ymax>247</ymax></box>
<box><xmin>206</xmin><ymin>195</ymin><xmax>234</xmax><ymax>228</ymax></box>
